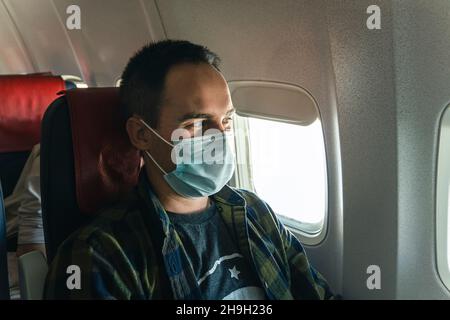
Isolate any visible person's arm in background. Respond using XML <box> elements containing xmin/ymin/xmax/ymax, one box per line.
<box><xmin>15</xmin><ymin>144</ymin><xmax>46</xmax><ymax>257</ymax></box>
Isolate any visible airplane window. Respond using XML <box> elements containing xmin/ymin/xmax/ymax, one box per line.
<box><xmin>436</xmin><ymin>105</ymin><xmax>450</xmax><ymax>292</ymax></box>
<box><xmin>233</xmin><ymin>115</ymin><xmax>327</xmax><ymax>237</ymax></box>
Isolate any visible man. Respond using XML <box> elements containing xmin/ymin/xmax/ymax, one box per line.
<box><xmin>44</xmin><ymin>40</ymin><xmax>334</xmax><ymax>300</ymax></box>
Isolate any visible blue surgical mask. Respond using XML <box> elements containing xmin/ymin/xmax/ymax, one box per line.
<box><xmin>140</xmin><ymin>119</ymin><xmax>236</xmax><ymax>198</ymax></box>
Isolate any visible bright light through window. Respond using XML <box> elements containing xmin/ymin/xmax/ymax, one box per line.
<box><xmin>448</xmin><ymin>188</ymin><xmax>450</xmax><ymax>270</ymax></box>
<box><xmin>436</xmin><ymin>105</ymin><xmax>450</xmax><ymax>292</ymax></box>
<box><xmin>245</xmin><ymin>117</ymin><xmax>327</xmax><ymax>232</ymax></box>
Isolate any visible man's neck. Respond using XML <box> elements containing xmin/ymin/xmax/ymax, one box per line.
<box><xmin>144</xmin><ymin>164</ymin><xmax>210</xmax><ymax>214</ymax></box>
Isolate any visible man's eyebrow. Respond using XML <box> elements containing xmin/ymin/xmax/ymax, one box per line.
<box><xmin>178</xmin><ymin>108</ymin><xmax>236</xmax><ymax>123</ymax></box>
<box><xmin>178</xmin><ymin>113</ymin><xmax>212</xmax><ymax>123</ymax></box>
<box><xmin>226</xmin><ymin>108</ymin><xmax>236</xmax><ymax>116</ymax></box>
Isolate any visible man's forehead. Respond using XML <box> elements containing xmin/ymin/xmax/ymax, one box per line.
<box><xmin>162</xmin><ymin>64</ymin><xmax>232</xmax><ymax>116</ymax></box>
<box><xmin>165</xmin><ymin>63</ymin><xmax>227</xmax><ymax>92</ymax></box>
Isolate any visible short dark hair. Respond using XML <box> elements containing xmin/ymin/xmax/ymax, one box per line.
<box><xmin>120</xmin><ymin>40</ymin><xmax>221</xmax><ymax>128</ymax></box>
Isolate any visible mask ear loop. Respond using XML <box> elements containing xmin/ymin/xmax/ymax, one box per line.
<box><xmin>139</xmin><ymin>118</ymin><xmax>173</xmax><ymax>175</ymax></box>
<box><xmin>139</xmin><ymin>118</ymin><xmax>174</xmax><ymax>148</ymax></box>
<box><xmin>144</xmin><ymin>150</ymin><xmax>168</xmax><ymax>175</ymax></box>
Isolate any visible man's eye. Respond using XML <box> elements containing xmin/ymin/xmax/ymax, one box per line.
<box><xmin>184</xmin><ymin>121</ymin><xmax>200</xmax><ymax>128</ymax></box>
<box><xmin>196</xmin><ymin>120</ymin><xmax>206</xmax><ymax>126</ymax></box>
<box><xmin>223</xmin><ymin>118</ymin><xmax>233</xmax><ymax>131</ymax></box>
<box><xmin>184</xmin><ymin>120</ymin><xmax>205</xmax><ymax>131</ymax></box>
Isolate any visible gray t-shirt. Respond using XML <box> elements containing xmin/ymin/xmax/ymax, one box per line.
<box><xmin>167</xmin><ymin>200</ymin><xmax>266</xmax><ymax>300</ymax></box>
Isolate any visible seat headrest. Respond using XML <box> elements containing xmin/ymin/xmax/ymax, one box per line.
<box><xmin>0</xmin><ymin>74</ymin><xmax>65</xmax><ymax>152</ymax></box>
<box><xmin>65</xmin><ymin>88</ymin><xmax>141</xmax><ymax>214</ymax></box>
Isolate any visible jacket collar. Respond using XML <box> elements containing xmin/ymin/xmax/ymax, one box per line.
<box><xmin>136</xmin><ymin>172</ymin><xmax>246</xmax><ymax>235</ymax></box>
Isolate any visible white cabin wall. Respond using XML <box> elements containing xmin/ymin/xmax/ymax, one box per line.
<box><xmin>393</xmin><ymin>0</ymin><xmax>450</xmax><ymax>299</ymax></box>
<box><xmin>326</xmin><ymin>0</ymin><xmax>398</xmax><ymax>299</ymax></box>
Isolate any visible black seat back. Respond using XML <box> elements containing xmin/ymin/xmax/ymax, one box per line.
<box><xmin>40</xmin><ymin>95</ymin><xmax>90</xmax><ymax>262</ymax></box>
<box><xmin>41</xmin><ymin>88</ymin><xmax>140</xmax><ymax>262</ymax></box>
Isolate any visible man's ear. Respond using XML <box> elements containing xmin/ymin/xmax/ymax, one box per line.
<box><xmin>126</xmin><ymin>117</ymin><xmax>151</xmax><ymax>151</ymax></box>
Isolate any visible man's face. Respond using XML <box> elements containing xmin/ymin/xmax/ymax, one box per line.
<box><xmin>158</xmin><ymin>62</ymin><xmax>234</xmax><ymax>140</ymax></box>
<box><xmin>133</xmin><ymin>63</ymin><xmax>235</xmax><ymax>173</ymax></box>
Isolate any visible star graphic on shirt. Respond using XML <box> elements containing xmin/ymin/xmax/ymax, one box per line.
<box><xmin>229</xmin><ymin>266</ymin><xmax>241</xmax><ymax>280</ymax></box>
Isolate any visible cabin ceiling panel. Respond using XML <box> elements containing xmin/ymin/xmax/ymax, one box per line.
<box><xmin>0</xmin><ymin>0</ymin><xmax>34</xmax><ymax>74</ymax></box>
<box><xmin>156</xmin><ymin>0</ymin><xmax>332</xmax><ymax>99</ymax></box>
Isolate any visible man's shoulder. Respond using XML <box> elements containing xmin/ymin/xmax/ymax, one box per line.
<box><xmin>228</xmin><ymin>187</ymin><xmax>272</xmax><ymax>212</ymax></box>
<box><xmin>58</xmin><ymin>196</ymin><xmax>146</xmax><ymax>253</ymax></box>
<box><xmin>226</xmin><ymin>186</ymin><xmax>282</xmax><ymax>232</ymax></box>
<box><xmin>44</xmin><ymin>194</ymin><xmax>156</xmax><ymax>299</ymax></box>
